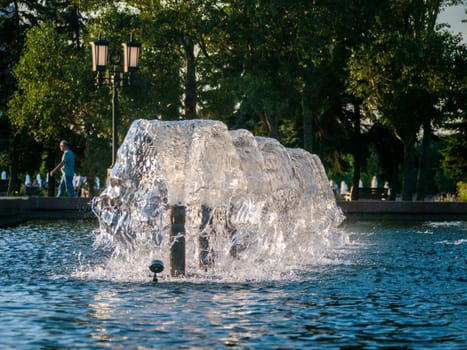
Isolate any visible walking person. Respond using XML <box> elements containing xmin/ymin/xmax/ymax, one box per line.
<box><xmin>50</xmin><ymin>140</ymin><xmax>76</xmax><ymax>197</ymax></box>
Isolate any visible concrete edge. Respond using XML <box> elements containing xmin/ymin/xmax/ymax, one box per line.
<box><xmin>0</xmin><ymin>197</ymin><xmax>95</xmax><ymax>228</ymax></box>
<box><xmin>1</xmin><ymin>197</ymin><xmax>466</xmax><ymax>228</ymax></box>
<box><xmin>337</xmin><ymin>200</ymin><xmax>467</xmax><ymax>221</ymax></box>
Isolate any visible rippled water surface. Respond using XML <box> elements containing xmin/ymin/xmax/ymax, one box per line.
<box><xmin>1</xmin><ymin>220</ymin><xmax>466</xmax><ymax>349</ymax></box>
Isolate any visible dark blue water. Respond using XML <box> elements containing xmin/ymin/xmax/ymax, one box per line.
<box><xmin>0</xmin><ymin>220</ymin><xmax>465</xmax><ymax>349</ymax></box>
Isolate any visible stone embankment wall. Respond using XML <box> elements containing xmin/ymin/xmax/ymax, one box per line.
<box><xmin>0</xmin><ymin>197</ymin><xmax>94</xmax><ymax>227</ymax></box>
<box><xmin>338</xmin><ymin>200</ymin><xmax>467</xmax><ymax>222</ymax></box>
<box><xmin>0</xmin><ymin>197</ymin><xmax>466</xmax><ymax>228</ymax></box>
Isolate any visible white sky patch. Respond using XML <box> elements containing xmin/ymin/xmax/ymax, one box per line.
<box><xmin>438</xmin><ymin>3</ymin><xmax>466</xmax><ymax>43</ymax></box>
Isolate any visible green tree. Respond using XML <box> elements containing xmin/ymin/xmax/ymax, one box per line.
<box><xmin>7</xmin><ymin>21</ymin><xmax>97</xmax><ymax>194</ymax></box>
<box><xmin>347</xmin><ymin>0</ymin><xmax>465</xmax><ymax>200</ymax></box>
<box><xmin>1</xmin><ymin>0</ymin><xmax>91</xmax><ymax>195</ymax></box>
<box><xmin>441</xmin><ymin>119</ymin><xmax>467</xmax><ymax>182</ymax></box>
<box><xmin>4</xmin><ymin>0</ymin><xmax>464</xmax><ymax>201</ymax></box>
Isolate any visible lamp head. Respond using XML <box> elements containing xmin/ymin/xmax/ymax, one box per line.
<box><xmin>90</xmin><ymin>36</ymin><xmax>108</xmax><ymax>72</ymax></box>
<box><xmin>122</xmin><ymin>35</ymin><xmax>141</xmax><ymax>73</ymax></box>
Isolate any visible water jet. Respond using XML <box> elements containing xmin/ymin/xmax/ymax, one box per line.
<box><xmin>92</xmin><ymin>119</ymin><xmax>344</xmax><ymax>280</ymax></box>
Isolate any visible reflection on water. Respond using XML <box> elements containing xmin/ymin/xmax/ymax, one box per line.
<box><xmin>0</xmin><ymin>220</ymin><xmax>465</xmax><ymax>349</ymax></box>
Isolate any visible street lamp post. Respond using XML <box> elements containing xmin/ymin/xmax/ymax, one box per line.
<box><xmin>90</xmin><ymin>34</ymin><xmax>141</xmax><ymax>171</ymax></box>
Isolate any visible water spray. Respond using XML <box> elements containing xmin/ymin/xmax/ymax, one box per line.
<box><xmin>93</xmin><ymin>120</ymin><xmax>345</xmax><ymax>280</ymax></box>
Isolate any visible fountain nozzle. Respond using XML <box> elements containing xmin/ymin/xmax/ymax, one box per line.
<box><xmin>149</xmin><ymin>259</ymin><xmax>164</xmax><ymax>282</ymax></box>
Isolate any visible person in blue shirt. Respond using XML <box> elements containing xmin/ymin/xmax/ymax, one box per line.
<box><xmin>50</xmin><ymin>140</ymin><xmax>76</xmax><ymax>197</ymax></box>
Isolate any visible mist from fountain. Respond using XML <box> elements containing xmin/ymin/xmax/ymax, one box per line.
<box><xmin>91</xmin><ymin>119</ymin><xmax>347</xmax><ymax>282</ymax></box>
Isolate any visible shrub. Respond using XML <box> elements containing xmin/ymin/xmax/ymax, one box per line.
<box><xmin>457</xmin><ymin>182</ymin><xmax>467</xmax><ymax>202</ymax></box>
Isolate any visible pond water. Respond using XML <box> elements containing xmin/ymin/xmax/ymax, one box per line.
<box><xmin>0</xmin><ymin>220</ymin><xmax>465</xmax><ymax>349</ymax></box>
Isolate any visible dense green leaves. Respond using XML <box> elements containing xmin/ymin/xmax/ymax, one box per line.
<box><xmin>0</xmin><ymin>0</ymin><xmax>465</xmax><ymax>199</ymax></box>
<box><xmin>346</xmin><ymin>0</ymin><xmax>465</xmax><ymax>199</ymax></box>
<box><xmin>9</xmin><ymin>22</ymin><xmax>84</xmax><ymax>142</ymax></box>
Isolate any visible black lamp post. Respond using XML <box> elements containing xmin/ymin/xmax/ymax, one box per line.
<box><xmin>90</xmin><ymin>34</ymin><xmax>141</xmax><ymax>171</ymax></box>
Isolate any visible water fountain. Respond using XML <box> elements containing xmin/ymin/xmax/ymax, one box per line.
<box><xmin>1</xmin><ymin>120</ymin><xmax>465</xmax><ymax>347</ymax></box>
<box><xmin>92</xmin><ymin>119</ymin><xmax>345</xmax><ymax>281</ymax></box>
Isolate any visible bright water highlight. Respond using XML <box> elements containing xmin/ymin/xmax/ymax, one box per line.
<box><xmin>92</xmin><ymin>120</ymin><xmax>345</xmax><ymax>280</ymax></box>
<box><xmin>0</xmin><ymin>220</ymin><xmax>465</xmax><ymax>349</ymax></box>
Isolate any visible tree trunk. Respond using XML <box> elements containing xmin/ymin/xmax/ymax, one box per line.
<box><xmin>416</xmin><ymin>123</ymin><xmax>431</xmax><ymax>201</ymax></box>
<box><xmin>302</xmin><ymin>91</ymin><xmax>313</xmax><ymax>153</ymax></box>
<box><xmin>73</xmin><ymin>3</ymin><xmax>81</xmax><ymax>49</ymax></box>
<box><xmin>401</xmin><ymin>136</ymin><xmax>417</xmax><ymax>201</ymax></box>
<box><xmin>87</xmin><ymin>176</ymin><xmax>95</xmax><ymax>198</ymax></box>
<box><xmin>7</xmin><ymin>136</ymin><xmax>19</xmax><ymax>196</ymax></box>
<box><xmin>7</xmin><ymin>162</ymin><xmax>18</xmax><ymax>196</ymax></box>
<box><xmin>271</xmin><ymin>114</ymin><xmax>279</xmax><ymax>139</ymax></box>
<box><xmin>183</xmin><ymin>36</ymin><xmax>196</xmax><ymax>119</ymax></box>
<box><xmin>351</xmin><ymin>104</ymin><xmax>362</xmax><ymax>200</ymax></box>
<box><xmin>47</xmin><ymin>150</ymin><xmax>56</xmax><ymax>197</ymax></box>
<box><xmin>257</xmin><ymin>112</ymin><xmax>273</xmax><ymax>136</ymax></box>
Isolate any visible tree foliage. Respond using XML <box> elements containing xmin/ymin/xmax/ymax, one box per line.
<box><xmin>347</xmin><ymin>0</ymin><xmax>465</xmax><ymax>199</ymax></box>
<box><xmin>9</xmin><ymin>22</ymin><xmax>83</xmax><ymax>142</ymax></box>
<box><xmin>1</xmin><ymin>0</ymin><xmax>465</xmax><ymax>199</ymax></box>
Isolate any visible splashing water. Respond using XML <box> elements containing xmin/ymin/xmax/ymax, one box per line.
<box><xmin>91</xmin><ymin>119</ymin><xmax>346</xmax><ymax>282</ymax></box>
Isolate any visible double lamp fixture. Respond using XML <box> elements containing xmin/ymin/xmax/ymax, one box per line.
<box><xmin>90</xmin><ymin>34</ymin><xmax>141</xmax><ymax>170</ymax></box>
